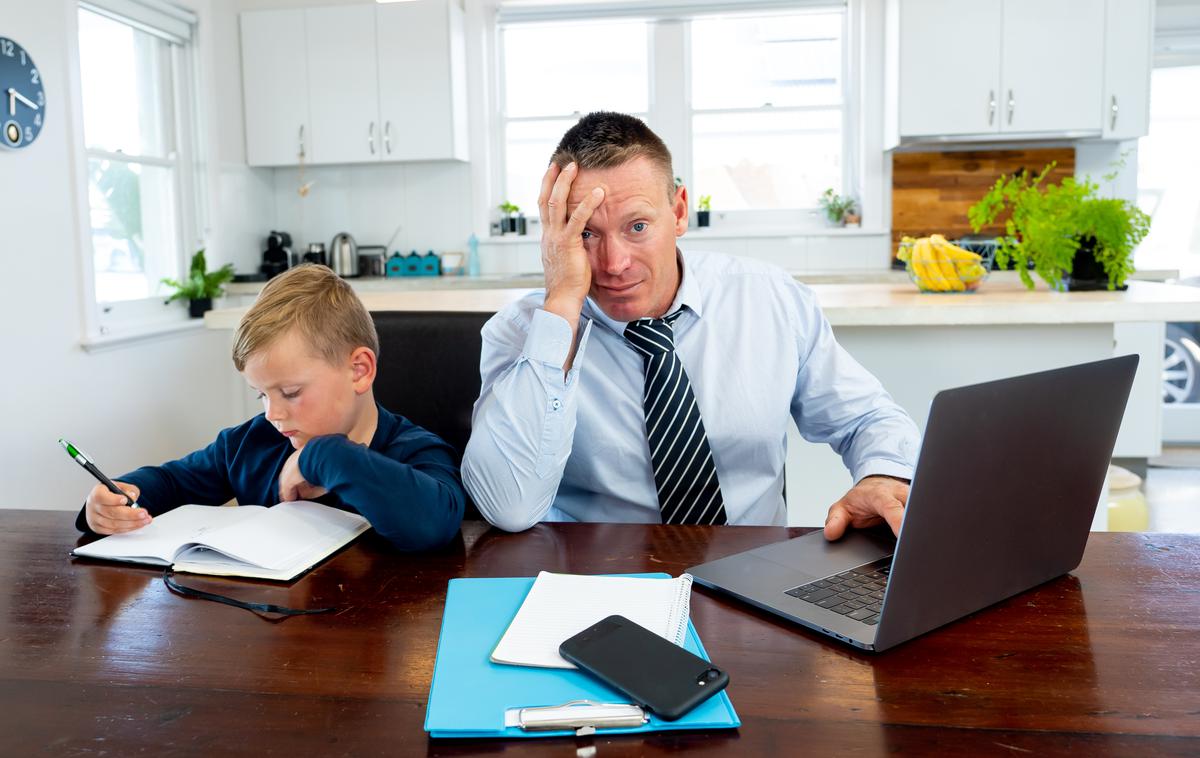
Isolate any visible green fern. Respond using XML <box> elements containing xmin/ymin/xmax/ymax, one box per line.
<box><xmin>968</xmin><ymin>162</ymin><xmax>1150</xmax><ymax>291</ymax></box>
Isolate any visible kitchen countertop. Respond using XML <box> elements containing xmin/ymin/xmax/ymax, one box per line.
<box><xmin>206</xmin><ymin>274</ymin><xmax>1200</xmax><ymax>330</ymax></box>
<box><xmin>224</xmin><ymin>268</ymin><xmax>1184</xmax><ymax>297</ymax></box>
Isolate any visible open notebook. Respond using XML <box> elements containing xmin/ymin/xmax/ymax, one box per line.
<box><xmin>71</xmin><ymin>501</ymin><xmax>370</xmax><ymax>581</ymax></box>
<box><xmin>491</xmin><ymin>571</ymin><xmax>693</xmax><ymax>669</ymax></box>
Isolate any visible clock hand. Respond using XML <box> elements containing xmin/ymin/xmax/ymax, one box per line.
<box><xmin>6</xmin><ymin>88</ymin><xmax>15</xmax><ymax>117</ymax></box>
<box><xmin>11</xmin><ymin>89</ymin><xmax>38</xmax><ymax>111</ymax></box>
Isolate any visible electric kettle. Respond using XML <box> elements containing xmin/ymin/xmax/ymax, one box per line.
<box><xmin>330</xmin><ymin>232</ymin><xmax>359</xmax><ymax>277</ymax></box>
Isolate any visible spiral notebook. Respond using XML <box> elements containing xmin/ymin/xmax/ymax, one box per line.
<box><xmin>490</xmin><ymin>571</ymin><xmax>694</xmax><ymax>669</ymax></box>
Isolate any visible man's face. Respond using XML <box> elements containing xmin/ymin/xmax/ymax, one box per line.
<box><xmin>241</xmin><ymin>328</ymin><xmax>362</xmax><ymax>450</ymax></box>
<box><xmin>565</xmin><ymin>157</ymin><xmax>689</xmax><ymax>322</ymax></box>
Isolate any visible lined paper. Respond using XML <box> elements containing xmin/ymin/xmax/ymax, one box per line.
<box><xmin>490</xmin><ymin>571</ymin><xmax>693</xmax><ymax>669</ymax></box>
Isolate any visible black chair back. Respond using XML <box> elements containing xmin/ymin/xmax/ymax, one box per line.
<box><xmin>372</xmin><ymin>311</ymin><xmax>492</xmax><ymax>522</ymax></box>
<box><xmin>371</xmin><ymin>311</ymin><xmax>491</xmax><ymax>459</ymax></box>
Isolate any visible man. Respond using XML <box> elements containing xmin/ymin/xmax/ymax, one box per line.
<box><xmin>462</xmin><ymin>112</ymin><xmax>920</xmax><ymax>538</ymax></box>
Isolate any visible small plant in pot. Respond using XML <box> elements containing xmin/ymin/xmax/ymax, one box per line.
<box><xmin>162</xmin><ymin>249</ymin><xmax>235</xmax><ymax>318</ymax></box>
<box><xmin>498</xmin><ymin>201</ymin><xmax>523</xmax><ymax>234</ymax></box>
<box><xmin>696</xmin><ymin>195</ymin><xmax>712</xmax><ymax>227</ymax></box>
<box><xmin>967</xmin><ymin>162</ymin><xmax>1150</xmax><ymax>291</ymax></box>
<box><xmin>818</xmin><ymin>189</ymin><xmax>857</xmax><ymax>227</ymax></box>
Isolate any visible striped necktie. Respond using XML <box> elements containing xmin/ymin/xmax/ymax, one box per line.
<box><xmin>624</xmin><ymin>311</ymin><xmax>727</xmax><ymax>525</ymax></box>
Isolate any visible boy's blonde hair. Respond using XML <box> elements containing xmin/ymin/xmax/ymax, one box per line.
<box><xmin>232</xmin><ymin>264</ymin><xmax>379</xmax><ymax>371</ymax></box>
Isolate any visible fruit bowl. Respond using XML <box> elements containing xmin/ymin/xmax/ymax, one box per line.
<box><xmin>897</xmin><ymin>236</ymin><xmax>997</xmax><ymax>293</ymax></box>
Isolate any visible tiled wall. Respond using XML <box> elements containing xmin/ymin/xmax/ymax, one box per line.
<box><xmin>476</xmin><ymin>232</ymin><xmax>893</xmax><ymax>276</ymax></box>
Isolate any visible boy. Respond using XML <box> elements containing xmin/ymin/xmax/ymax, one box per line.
<box><xmin>76</xmin><ymin>264</ymin><xmax>466</xmax><ymax>551</ymax></box>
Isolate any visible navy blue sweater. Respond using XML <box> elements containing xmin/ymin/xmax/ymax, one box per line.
<box><xmin>75</xmin><ymin>404</ymin><xmax>465</xmax><ymax>551</ymax></box>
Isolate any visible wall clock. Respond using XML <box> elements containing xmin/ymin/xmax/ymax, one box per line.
<box><xmin>0</xmin><ymin>37</ymin><xmax>45</xmax><ymax>149</ymax></box>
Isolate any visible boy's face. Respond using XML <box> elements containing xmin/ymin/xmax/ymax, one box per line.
<box><xmin>241</xmin><ymin>328</ymin><xmax>374</xmax><ymax>449</ymax></box>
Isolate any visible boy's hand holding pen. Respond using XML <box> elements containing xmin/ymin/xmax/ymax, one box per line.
<box><xmin>59</xmin><ymin>438</ymin><xmax>152</xmax><ymax>535</ymax></box>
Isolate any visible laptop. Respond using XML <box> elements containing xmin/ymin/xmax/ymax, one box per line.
<box><xmin>687</xmin><ymin>355</ymin><xmax>1140</xmax><ymax>652</ymax></box>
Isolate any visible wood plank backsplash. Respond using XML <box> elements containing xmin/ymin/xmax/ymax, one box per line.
<box><xmin>890</xmin><ymin>148</ymin><xmax>1076</xmax><ymax>251</ymax></box>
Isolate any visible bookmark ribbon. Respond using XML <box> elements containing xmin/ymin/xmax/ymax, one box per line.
<box><xmin>162</xmin><ymin>570</ymin><xmax>337</xmax><ymax>618</ymax></box>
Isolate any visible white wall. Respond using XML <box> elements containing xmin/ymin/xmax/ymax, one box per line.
<box><xmin>0</xmin><ymin>0</ymin><xmax>248</xmax><ymax>513</ymax></box>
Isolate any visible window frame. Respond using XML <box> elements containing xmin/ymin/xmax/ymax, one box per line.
<box><xmin>68</xmin><ymin>0</ymin><xmax>206</xmax><ymax>343</ymax></box>
<box><xmin>489</xmin><ymin>1</ymin><xmax>855</xmax><ymax>236</ymax></box>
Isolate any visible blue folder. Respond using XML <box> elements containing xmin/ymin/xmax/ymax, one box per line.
<box><xmin>424</xmin><ymin>573</ymin><xmax>741</xmax><ymax>738</ymax></box>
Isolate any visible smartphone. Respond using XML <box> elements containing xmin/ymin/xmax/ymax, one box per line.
<box><xmin>559</xmin><ymin>614</ymin><xmax>729</xmax><ymax>721</ymax></box>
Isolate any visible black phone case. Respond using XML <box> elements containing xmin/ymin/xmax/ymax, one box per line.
<box><xmin>558</xmin><ymin>614</ymin><xmax>729</xmax><ymax>720</ymax></box>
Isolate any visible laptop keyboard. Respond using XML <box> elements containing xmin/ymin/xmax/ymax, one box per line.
<box><xmin>784</xmin><ymin>558</ymin><xmax>893</xmax><ymax>626</ymax></box>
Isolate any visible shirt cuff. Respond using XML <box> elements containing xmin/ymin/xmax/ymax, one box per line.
<box><xmin>853</xmin><ymin>460</ymin><xmax>915</xmax><ymax>484</ymax></box>
<box><xmin>524</xmin><ymin>309</ymin><xmax>592</xmax><ymax>385</ymax></box>
<box><xmin>297</xmin><ymin>434</ymin><xmax>348</xmax><ymax>487</ymax></box>
<box><xmin>524</xmin><ymin>308</ymin><xmax>575</xmax><ymax>366</ymax></box>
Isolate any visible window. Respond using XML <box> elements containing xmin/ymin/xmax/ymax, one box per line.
<box><xmin>691</xmin><ymin>11</ymin><xmax>844</xmax><ymax>211</ymax></box>
<box><xmin>499</xmin><ymin>19</ymin><xmax>650</xmax><ymax>215</ymax></box>
<box><xmin>495</xmin><ymin>3</ymin><xmax>848</xmax><ymax>229</ymax></box>
<box><xmin>1136</xmin><ymin>65</ymin><xmax>1200</xmax><ymax>279</ymax></box>
<box><xmin>1138</xmin><ymin>63</ymin><xmax>1200</xmax><ymax>419</ymax></box>
<box><xmin>76</xmin><ymin>1</ymin><xmax>201</xmax><ymax>322</ymax></box>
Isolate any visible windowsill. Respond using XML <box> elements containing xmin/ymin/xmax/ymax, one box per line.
<box><xmin>80</xmin><ymin>318</ymin><xmax>208</xmax><ymax>353</ymax></box>
<box><xmin>483</xmin><ymin>226</ymin><xmax>888</xmax><ymax>243</ymax></box>
<box><xmin>682</xmin><ymin>226</ymin><xmax>887</xmax><ymax>240</ymax></box>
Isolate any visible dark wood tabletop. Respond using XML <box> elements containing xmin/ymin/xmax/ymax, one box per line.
<box><xmin>1</xmin><ymin>511</ymin><xmax>1198</xmax><ymax>757</ymax></box>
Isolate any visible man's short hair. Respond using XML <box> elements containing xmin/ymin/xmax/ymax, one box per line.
<box><xmin>550</xmin><ymin>111</ymin><xmax>675</xmax><ymax>198</ymax></box>
<box><xmin>232</xmin><ymin>263</ymin><xmax>380</xmax><ymax>371</ymax></box>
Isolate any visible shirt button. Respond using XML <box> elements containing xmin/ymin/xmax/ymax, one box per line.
<box><xmin>551</xmin><ymin>399</ymin><xmax>562</xmax><ymax>411</ymax></box>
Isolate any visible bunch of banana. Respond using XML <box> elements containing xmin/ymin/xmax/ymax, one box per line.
<box><xmin>897</xmin><ymin>234</ymin><xmax>988</xmax><ymax>293</ymax></box>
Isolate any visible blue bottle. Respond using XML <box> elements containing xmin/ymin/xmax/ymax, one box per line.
<box><xmin>467</xmin><ymin>233</ymin><xmax>480</xmax><ymax>277</ymax></box>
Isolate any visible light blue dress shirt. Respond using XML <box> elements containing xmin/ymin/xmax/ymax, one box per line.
<box><xmin>462</xmin><ymin>250</ymin><xmax>921</xmax><ymax>531</ymax></box>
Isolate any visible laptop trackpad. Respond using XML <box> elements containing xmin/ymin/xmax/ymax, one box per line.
<box><xmin>751</xmin><ymin>527</ymin><xmax>896</xmax><ymax>577</ymax></box>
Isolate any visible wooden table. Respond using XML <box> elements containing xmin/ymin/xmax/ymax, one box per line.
<box><xmin>2</xmin><ymin>512</ymin><xmax>1198</xmax><ymax>756</ymax></box>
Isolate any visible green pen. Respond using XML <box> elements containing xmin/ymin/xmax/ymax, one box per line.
<box><xmin>58</xmin><ymin>438</ymin><xmax>140</xmax><ymax>509</ymax></box>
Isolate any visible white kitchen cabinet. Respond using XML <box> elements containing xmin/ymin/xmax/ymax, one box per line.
<box><xmin>305</xmin><ymin>5</ymin><xmax>380</xmax><ymax>165</ymax></box>
<box><xmin>240</xmin><ymin>10</ymin><xmax>310</xmax><ymax>167</ymax></box>
<box><xmin>886</xmin><ymin>0</ymin><xmax>1149</xmax><ymax>146</ymax></box>
<box><xmin>377</xmin><ymin>0</ymin><xmax>468</xmax><ymax>162</ymax></box>
<box><xmin>240</xmin><ymin>1</ymin><xmax>468</xmax><ymax>167</ymax></box>
<box><xmin>1001</xmin><ymin>0</ymin><xmax>1104</xmax><ymax>134</ymax></box>
<box><xmin>893</xmin><ymin>0</ymin><xmax>1003</xmax><ymax>139</ymax></box>
<box><xmin>1102</xmin><ymin>0</ymin><xmax>1155</xmax><ymax>139</ymax></box>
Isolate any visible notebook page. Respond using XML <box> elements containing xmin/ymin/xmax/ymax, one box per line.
<box><xmin>191</xmin><ymin>500</ymin><xmax>368</xmax><ymax>570</ymax></box>
<box><xmin>71</xmin><ymin>505</ymin><xmax>265</xmax><ymax>565</ymax></box>
<box><xmin>490</xmin><ymin>571</ymin><xmax>693</xmax><ymax>669</ymax></box>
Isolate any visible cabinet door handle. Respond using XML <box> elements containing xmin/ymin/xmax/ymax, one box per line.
<box><xmin>384</xmin><ymin>121</ymin><xmax>392</xmax><ymax>155</ymax></box>
<box><xmin>988</xmin><ymin>90</ymin><xmax>996</xmax><ymax>126</ymax></box>
<box><xmin>1110</xmin><ymin>95</ymin><xmax>1119</xmax><ymax>131</ymax></box>
<box><xmin>298</xmin><ymin>125</ymin><xmax>305</xmax><ymax>159</ymax></box>
<box><xmin>368</xmin><ymin>122</ymin><xmax>376</xmax><ymax>155</ymax></box>
<box><xmin>1007</xmin><ymin>89</ymin><xmax>1015</xmax><ymax>125</ymax></box>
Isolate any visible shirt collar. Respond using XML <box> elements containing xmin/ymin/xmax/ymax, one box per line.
<box><xmin>584</xmin><ymin>248</ymin><xmax>703</xmax><ymax>335</ymax></box>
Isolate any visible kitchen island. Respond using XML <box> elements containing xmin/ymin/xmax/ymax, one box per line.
<box><xmin>206</xmin><ymin>276</ymin><xmax>1200</xmax><ymax>528</ymax></box>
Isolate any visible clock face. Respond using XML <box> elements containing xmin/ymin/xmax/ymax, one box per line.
<box><xmin>0</xmin><ymin>37</ymin><xmax>45</xmax><ymax>149</ymax></box>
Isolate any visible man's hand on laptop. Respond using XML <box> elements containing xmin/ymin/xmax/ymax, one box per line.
<box><xmin>823</xmin><ymin>475</ymin><xmax>910</xmax><ymax>541</ymax></box>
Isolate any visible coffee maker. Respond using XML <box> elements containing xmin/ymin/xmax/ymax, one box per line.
<box><xmin>261</xmin><ymin>230</ymin><xmax>293</xmax><ymax>279</ymax></box>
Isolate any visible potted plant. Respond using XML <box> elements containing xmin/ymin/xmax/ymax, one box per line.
<box><xmin>162</xmin><ymin>249</ymin><xmax>235</xmax><ymax>318</ymax></box>
<box><xmin>498</xmin><ymin>202</ymin><xmax>523</xmax><ymax>234</ymax></box>
<box><xmin>967</xmin><ymin>163</ymin><xmax>1151</xmax><ymax>291</ymax></box>
<box><xmin>818</xmin><ymin>189</ymin><xmax>857</xmax><ymax>227</ymax></box>
<box><xmin>696</xmin><ymin>195</ymin><xmax>712</xmax><ymax>228</ymax></box>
